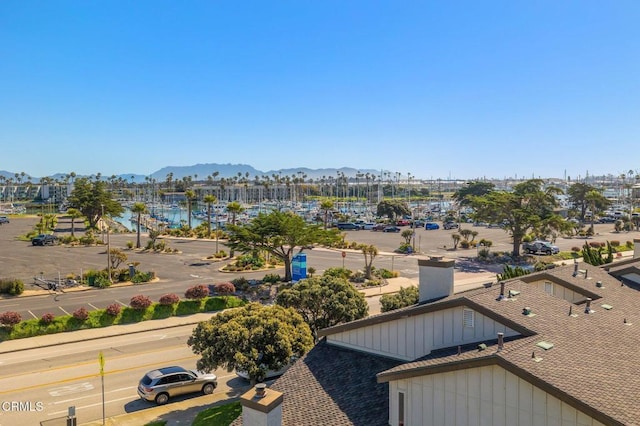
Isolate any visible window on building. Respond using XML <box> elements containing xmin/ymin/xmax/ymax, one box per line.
<box><xmin>398</xmin><ymin>391</ymin><xmax>405</xmax><ymax>426</ymax></box>
<box><xmin>463</xmin><ymin>308</ymin><xmax>475</xmax><ymax>328</ymax></box>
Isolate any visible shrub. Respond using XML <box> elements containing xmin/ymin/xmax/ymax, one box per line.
<box><xmin>159</xmin><ymin>293</ymin><xmax>180</xmax><ymax>305</ymax></box>
<box><xmin>375</xmin><ymin>268</ymin><xmax>397</xmax><ymax>279</ymax></box>
<box><xmin>571</xmin><ymin>246</ymin><xmax>581</xmax><ymax>252</ymax></box>
<box><xmin>73</xmin><ymin>307</ymin><xmax>89</xmax><ymax>321</ymax></box>
<box><xmin>214</xmin><ymin>282</ymin><xmax>236</xmax><ymax>295</ymax></box>
<box><xmin>0</xmin><ymin>311</ymin><xmax>22</xmax><ymax>327</ymax></box>
<box><xmin>185</xmin><ymin>284</ymin><xmax>209</xmax><ymax>300</ymax></box>
<box><xmin>214</xmin><ymin>250</ymin><xmax>227</xmax><ymax>258</ymax></box>
<box><xmin>610</xmin><ymin>240</ymin><xmax>620</xmax><ymax>247</ymax></box>
<box><xmin>131</xmin><ymin>271</ymin><xmax>153</xmax><ymax>284</ymax></box>
<box><xmin>40</xmin><ymin>313</ymin><xmax>55</xmax><ymax>325</ymax></box>
<box><xmin>322</xmin><ymin>267</ymin><xmax>352</xmax><ymax>280</ymax></box>
<box><xmin>106</xmin><ymin>303</ymin><xmax>121</xmax><ymax>317</ymax></box>
<box><xmin>460</xmin><ymin>240</ymin><xmax>471</xmax><ymax>249</ymax></box>
<box><xmin>380</xmin><ymin>286</ymin><xmax>419</xmax><ymax>312</ymax></box>
<box><xmin>262</xmin><ymin>273</ymin><xmax>281</xmax><ymax>284</ymax></box>
<box><xmin>0</xmin><ymin>278</ymin><xmax>24</xmax><ymax>295</ymax></box>
<box><xmin>478</xmin><ymin>239</ymin><xmax>493</xmax><ymax>247</ymax></box>
<box><xmin>126</xmin><ymin>241</ymin><xmax>134</xmax><ymax>249</ymax></box>
<box><xmin>589</xmin><ymin>241</ymin><xmax>602</xmax><ymax>248</ymax></box>
<box><xmin>232</xmin><ymin>277</ymin><xmax>250</xmax><ymax>291</ymax></box>
<box><xmin>95</xmin><ymin>275</ymin><xmax>111</xmax><ymax>288</ymax></box>
<box><xmin>130</xmin><ymin>295</ymin><xmax>152</xmax><ymax>310</ymax></box>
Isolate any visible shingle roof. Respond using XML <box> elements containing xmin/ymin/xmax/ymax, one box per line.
<box><xmin>231</xmin><ymin>340</ymin><xmax>402</xmax><ymax>426</ymax></box>
<box><xmin>234</xmin><ymin>260</ymin><xmax>640</xmax><ymax>426</ymax></box>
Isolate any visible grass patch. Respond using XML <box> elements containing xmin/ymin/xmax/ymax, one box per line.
<box><xmin>143</xmin><ymin>421</ymin><xmax>167</xmax><ymax>426</ymax></box>
<box><xmin>175</xmin><ymin>300</ymin><xmax>204</xmax><ymax>316</ymax></box>
<box><xmin>150</xmin><ymin>304</ymin><xmax>175</xmax><ymax>319</ymax></box>
<box><xmin>192</xmin><ymin>401</ymin><xmax>241</xmax><ymax>426</ymax></box>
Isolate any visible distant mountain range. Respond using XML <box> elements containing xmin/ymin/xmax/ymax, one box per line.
<box><xmin>0</xmin><ymin>164</ymin><xmax>384</xmax><ymax>184</ymax></box>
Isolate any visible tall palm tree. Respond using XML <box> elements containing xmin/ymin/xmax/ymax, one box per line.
<box><xmin>226</xmin><ymin>201</ymin><xmax>244</xmax><ymax>257</ymax></box>
<box><xmin>185</xmin><ymin>189</ymin><xmax>196</xmax><ymax>229</ymax></box>
<box><xmin>320</xmin><ymin>199</ymin><xmax>334</xmax><ymax>229</ymax></box>
<box><xmin>131</xmin><ymin>202</ymin><xmax>148</xmax><ymax>248</ymax></box>
<box><xmin>203</xmin><ymin>194</ymin><xmax>217</xmax><ymax>240</ymax></box>
<box><xmin>66</xmin><ymin>208</ymin><xmax>83</xmax><ymax>238</ymax></box>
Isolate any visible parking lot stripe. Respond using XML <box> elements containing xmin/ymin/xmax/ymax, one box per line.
<box><xmin>88</xmin><ymin>302</ymin><xmax>99</xmax><ymax>310</ymax></box>
<box><xmin>116</xmin><ymin>300</ymin><xmax>127</xmax><ymax>306</ymax></box>
<box><xmin>58</xmin><ymin>306</ymin><xmax>70</xmax><ymax>315</ymax></box>
<box><xmin>27</xmin><ymin>310</ymin><xmax>37</xmax><ymax>319</ymax></box>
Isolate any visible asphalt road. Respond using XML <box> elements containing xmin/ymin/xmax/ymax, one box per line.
<box><xmin>0</xmin><ymin>325</ymin><xmax>251</xmax><ymax>426</ymax></box>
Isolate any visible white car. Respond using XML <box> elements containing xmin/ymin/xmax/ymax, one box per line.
<box><xmin>236</xmin><ymin>358</ymin><xmax>297</xmax><ymax>381</ymax></box>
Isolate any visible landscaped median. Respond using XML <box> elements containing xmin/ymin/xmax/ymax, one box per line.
<box><xmin>0</xmin><ymin>286</ymin><xmax>245</xmax><ymax>341</ymax></box>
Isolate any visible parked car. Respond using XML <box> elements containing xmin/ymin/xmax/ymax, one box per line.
<box><xmin>31</xmin><ymin>234</ymin><xmax>57</xmax><ymax>246</ymax></box>
<box><xmin>0</xmin><ymin>216</ymin><xmax>9</xmax><ymax>224</ymax></box>
<box><xmin>372</xmin><ymin>223</ymin><xmax>387</xmax><ymax>231</ymax></box>
<box><xmin>138</xmin><ymin>366</ymin><xmax>217</xmax><ymax>405</ymax></box>
<box><xmin>522</xmin><ymin>240</ymin><xmax>560</xmax><ymax>255</ymax></box>
<box><xmin>383</xmin><ymin>225</ymin><xmax>401</xmax><ymax>233</ymax></box>
<box><xmin>236</xmin><ymin>357</ymin><xmax>298</xmax><ymax>382</ymax></box>
<box><xmin>336</xmin><ymin>223</ymin><xmax>360</xmax><ymax>230</ymax></box>
<box><xmin>360</xmin><ymin>222</ymin><xmax>375</xmax><ymax>230</ymax></box>
<box><xmin>425</xmin><ymin>222</ymin><xmax>440</xmax><ymax>230</ymax></box>
<box><xmin>396</xmin><ymin>219</ymin><xmax>411</xmax><ymax>226</ymax></box>
<box><xmin>443</xmin><ymin>222</ymin><xmax>459</xmax><ymax>230</ymax></box>
<box><xmin>412</xmin><ymin>220</ymin><xmax>425</xmax><ymax>228</ymax></box>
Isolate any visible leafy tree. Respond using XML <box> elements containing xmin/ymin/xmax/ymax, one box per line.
<box><xmin>359</xmin><ymin>244</ymin><xmax>378</xmax><ymax>279</ymax></box>
<box><xmin>131</xmin><ymin>202</ymin><xmax>147</xmax><ymax>248</ymax></box>
<box><xmin>276</xmin><ymin>275</ymin><xmax>368</xmax><ymax>340</ymax></box>
<box><xmin>226</xmin><ymin>201</ymin><xmax>245</xmax><ymax>257</ymax></box>
<box><xmin>451</xmin><ymin>233</ymin><xmax>461</xmax><ymax>249</ymax></box>
<box><xmin>109</xmin><ymin>248</ymin><xmax>127</xmax><ymax>270</ymax></box>
<box><xmin>581</xmin><ymin>241</ymin><xmax>614</xmax><ymax>266</ymax></box>
<box><xmin>320</xmin><ymin>199</ymin><xmax>334</xmax><ymax>229</ymax></box>
<box><xmin>226</xmin><ymin>210</ymin><xmax>341</xmax><ymax>282</ymax></box>
<box><xmin>380</xmin><ymin>286</ymin><xmax>419</xmax><ymax>312</ymax></box>
<box><xmin>376</xmin><ymin>199</ymin><xmax>411</xmax><ymax>220</ymax></box>
<box><xmin>453</xmin><ymin>181</ymin><xmax>495</xmax><ymax>206</ymax></box>
<box><xmin>68</xmin><ymin>177</ymin><xmax>124</xmax><ymax>228</ymax></box>
<box><xmin>66</xmin><ymin>208</ymin><xmax>83</xmax><ymax>238</ymax></box>
<box><xmin>188</xmin><ymin>303</ymin><xmax>313</xmax><ymax>383</ymax></box>
<box><xmin>567</xmin><ymin>183</ymin><xmax>610</xmax><ymax>222</ymax></box>
<box><xmin>496</xmin><ymin>265</ymin><xmax>531</xmax><ymax>281</ymax></box>
<box><xmin>400</xmin><ymin>229</ymin><xmax>414</xmax><ymax>245</ymax></box>
<box><xmin>469</xmin><ymin>179</ymin><xmax>561</xmax><ymax>256</ymax></box>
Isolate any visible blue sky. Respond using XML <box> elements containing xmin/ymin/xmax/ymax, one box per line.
<box><xmin>1</xmin><ymin>1</ymin><xmax>639</xmax><ymax>180</ymax></box>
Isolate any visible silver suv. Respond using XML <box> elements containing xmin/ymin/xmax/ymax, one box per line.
<box><xmin>137</xmin><ymin>366</ymin><xmax>217</xmax><ymax>405</ymax></box>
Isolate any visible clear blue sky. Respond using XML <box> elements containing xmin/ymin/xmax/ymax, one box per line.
<box><xmin>1</xmin><ymin>1</ymin><xmax>639</xmax><ymax>180</ymax></box>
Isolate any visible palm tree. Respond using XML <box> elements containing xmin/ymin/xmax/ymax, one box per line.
<box><xmin>131</xmin><ymin>202</ymin><xmax>148</xmax><ymax>249</ymax></box>
<box><xmin>203</xmin><ymin>194</ymin><xmax>217</xmax><ymax>239</ymax></box>
<box><xmin>226</xmin><ymin>201</ymin><xmax>244</xmax><ymax>257</ymax></box>
<box><xmin>185</xmin><ymin>189</ymin><xmax>196</xmax><ymax>229</ymax></box>
<box><xmin>320</xmin><ymin>199</ymin><xmax>334</xmax><ymax>229</ymax></box>
<box><xmin>66</xmin><ymin>208</ymin><xmax>83</xmax><ymax>238</ymax></box>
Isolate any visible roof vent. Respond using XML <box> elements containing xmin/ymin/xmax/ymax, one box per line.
<box><xmin>532</xmin><ymin>351</ymin><xmax>543</xmax><ymax>362</ymax></box>
<box><xmin>497</xmin><ymin>281</ymin><xmax>505</xmax><ymax>301</ymax></box>
<box><xmin>429</xmin><ymin>255</ymin><xmax>444</xmax><ymax>261</ymax></box>
<box><xmin>522</xmin><ymin>307</ymin><xmax>535</xmax><ymax>316</ymax></box>
<box><xmin>585</xmin><ymin>298</ymin><xmax>594</xmax><ymax>314</ymax></box>
<box><xmin>497</xmin><ymin>332</ymin><xmax>504</xmax><ymax>351</ymax></box>
<box><xmin>596</xmin><ymin>280</ymin><xmax>603</xmax><ymax>288</ymax></box>
<box><xmin>477</xmin><ymin>343</ymin><xmax>487</xmax><ymax>351</ymax></box>
<box><xmin>536</xmin><ymin>341</ymin><xmax>554</xmax><ymax>351</ymax></box>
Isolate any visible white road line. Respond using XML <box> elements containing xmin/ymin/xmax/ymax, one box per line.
<box><xmin>27</xmin><ymin>310</ymin><xmax>37</xmax><ymax>319</ymax></box>
<box><xmin>58</xmin><ymin>306</ymin><xmax>70</xmax><ymax>315</ymax></box>
<box><xmin>66</xmin><ymin>296</ymin><xmax>94</xmax><ymax>301</ymax></box>
<box><xmin>115</xmin><ymin>300</ymin><xmax>127</xmax><ymax>306</ymax></box>
<box><xmin>0</xmin><ymin>303</ymin><xmax>19</xmax><ymax>307</ymax></box>
<box><xmin>47</xmin><ymin>395</ymin><xmax>138</xmax><ymax>416</ymax></box>
<box><xmin>54</xmin><ymin>386</ymin><xmax>137</xmax><ymax>404</ymax></box>
<box><xmin>88</xmin><ymin>303</ymin><xmax>99</xmax><ymax>310</ymax></box>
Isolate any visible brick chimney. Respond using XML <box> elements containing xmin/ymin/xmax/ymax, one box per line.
<box><xmin>240</xmin><ymin>384</ymin><xmax>283</xmax><ymax>426</ymax></box>
<box><xmin>416</xmin><ymin>256</ymin><xmax>455</xmax><ymax>303</ymax></box>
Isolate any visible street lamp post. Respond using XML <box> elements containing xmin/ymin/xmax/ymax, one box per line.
<box><xmin>101</xmin><ymin>204</ymin><xmax>112</xmax><ymax>283</ymax></box>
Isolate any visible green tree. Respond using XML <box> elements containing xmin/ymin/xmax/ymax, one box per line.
<box><xmin>380</xmin><ymin>286</ymin><xmax>419</xmax><ymax>312</ymax></box>
<box><xmin>226</xmin><ymin>201</ymin><xmax>245</xmax><ymax>257</ymax></box>
<box><xmin>66</xmin><ymin>208</ymin><xmax>83</xmax><ymax>238</ymax></box>
<box><xmin>185</xmin><ymin>189</ymin><xmax>196</xmax><ymax>229</ymax></box>
<box><xmin>469</xmin><ymin>179</ymin><xmax>561</xmax><ymax>256</ymax></box>
<box><xmin>68</xmin><ymin>177</ymin><xmax>124</xmax><ymax>228</ymax></box>
<box><xmin>109</xmin><ymin>248</ymin><xmax>127</xmax><ymax>271</ymax></box>
<box><xmin>188</xmin><ymin>303</ymin><xmax>314</xmax><ymax>384</ymax></box>
<box><xmin>203</xmin><ymin>194</ymin><xmax>217</xmax><ymax>239</ymax></box>
<box><xmin>400</xmin><ymin>229</ymin><xmax>414</xmax><ymax>245</ymax></box>
<box><xmin>276</xmin><ymin>275</ymin><xmax>368</xmax><ymax>340</ymax></box>
<box><xmin>376</xmin><ymin>199</ymin><xmax>411</xmax><ymax>220</ymax></box>
<box><xmin>226</xmin><ymin>210</ymin><xmax>340</xmax><ymax>282</ymax></box>
<box><xmin>131</xmin><ymin>202</ymin><xmax>147</xmax><ymax>249</ymax></box>
<box><xmin>359</xmin><ymin>244</ymin><xmax>378</xmax><ymax>279</ymax></box>
<box><xmin>567</xmin><ymin>183</ymin><xmax>610</xmax><ymax>222</ymax></box>
<box><xmin>585</xmin><ymin>189</ymin><xmax>609</xmax><ymax>232</ymax></box>
<box><xmin>320</xmin><ymin>199</ymin><xmax>334</xmax><ymax>229</ymax></box>
<box><xmin>453</xmin><ymin>181</ymin><xmax>495</xmax><ymax>207</ymax></box>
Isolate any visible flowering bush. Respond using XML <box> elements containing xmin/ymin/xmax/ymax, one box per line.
<box><xmin>185</xmin><ymin>285</ymin><xmax>209</xmax><ymax>300</ymax></box>
<box><xmin>214</xmin><ymin>282</ymin><xmax>236</xmax><ymax>295</ymax></box>
<box><xmin>73</xmin><ymin>307</ymin><xmax>89</xmax><ymax>321</ymax></box>
<box><xmin>106</xmin><ymin>303</ymin><xmax>121</xmax><ymax>316</ymax></box>
<box><xmin>130</xmin><ymin>295</ymin><xmax>152</xmax><ymax>310</ymax></box>
<box><xmin>40</xmin><ymin>313</ymin><xmax>55</xmax><ymax>325</ymax></box>
<box><xmin>0</xmin><ymin>311</ymin><xmax>22</xmax><ymax>327</ymax></box>
<box><xmin>159</xmin><ymin>293</ymin><xmax>180</xmax><ymax>306</ymax></box>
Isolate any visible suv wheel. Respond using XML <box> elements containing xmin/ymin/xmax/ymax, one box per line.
<box><xmin>202</xmin><ymin>383</ymin><xmax>215</xmax><ymax>395</ymax></box>
<box><xmin>155</xmin><ymin>393</ymin><xmax>169</xmax><ymax>405</ymax></box>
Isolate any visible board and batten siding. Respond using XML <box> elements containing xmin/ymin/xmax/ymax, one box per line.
<box><xmin>527</xmin><ymin>279</ymin><xmax>584</xmax><ymax>304</ymax></box>
<box><xmin>389</xmin><ymin>365</ymin><xmax>605</xmax><ymax>426</ymax></box>
<box><xmin>325</xmin><ymin>306</ymin><xmax>519</xmax><ymax>361</ymax></box>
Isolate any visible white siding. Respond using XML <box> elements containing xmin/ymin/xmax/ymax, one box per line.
<box><xmin>326</xmin><ymin>306</ymin><xmax>519</xmax><ymax>361</ymax></box>
<box><xmin>528</xmin><ymin>279</ymin><xmax>584</xmax><ymax>304</ymax></box>
<box><xmin>389</xmin><ymin>365</ymin><xmax>607</xmax><ymax>426</ymax></box>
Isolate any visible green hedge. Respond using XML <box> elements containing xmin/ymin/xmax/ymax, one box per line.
<box><xmin>0</xmin><ymin>296</ymin><xmax>244</xmax><ymax>341</ymax></box>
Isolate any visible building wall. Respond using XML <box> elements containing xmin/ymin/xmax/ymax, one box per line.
<box><xmin>326</xmin><ymin>306</ymin><xmax>519</xmax><ymax>361</ymax></box>
<box><xmin>389</xmin><ymin>365</ymin><xmax>605</xmax><ymax>426</ymax></box>
<box><xmin>527</xmin><ymin>279</ymin><xmax>584</xmax><ymax>304</ymax></box>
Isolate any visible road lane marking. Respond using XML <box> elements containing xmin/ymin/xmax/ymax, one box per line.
<box><xmin>27</xmin><ymin>310</ymin><xmax>37</xmax><ymax>319</ymax></box>
<box><xmin>54</xmin><ymin>386</ymin><xmax>137</xmax><ymax>404</ymax></box>
<box><xmin>115</xmin><ymin>300</ymin><xmax>127</xmax><ymax>306</ymax></box>
<box><xmin>47</xmin><ymin>395</ymin><xmax>139</xmax><ymax>416</ymax></box>
<box><xmin>49</xmin><ymin>382</ymin><xmax>94</xmax><ymax>397</ymax></box>
<box><xmin>58</xmin><ymin>306</ymin><xmax>70</xmax><ymax>315</ymax></box>
<box><xmin>88</xmin><ymin>302</ymin><xmax>99</xmax><ymax>310</ymax></box>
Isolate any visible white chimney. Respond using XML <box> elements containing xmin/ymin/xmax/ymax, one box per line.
<box><xmin>634</xmin><ymin>238</ymin><xmax>640</xmax><ymax>259</ymax></box>
<box><xmin>417</xmin><ymin>256</ymin><xmax>455</xmax><ymax>303</ymax></box>
<box><xmin>240</xmin><ymin>384</ymin><xmax>283</xmax><ymax>426</ymax></box>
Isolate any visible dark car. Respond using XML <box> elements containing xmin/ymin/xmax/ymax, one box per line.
<box><xmin>0</xmin><ymin>216</ymin><xmax>9</xmax><ymax>224</ymax></box>
<box><xmin>383</xmin><ymin>226</ymin><xmax>401</xmax><ymax>233</ymax></box>
<box><xmin>372</xmin><ymin>223</ymin><xmax>387</xmax><ymax>231</ymax></box>
<box><xmin>138</xmin><ymin>366</ymin><xmax>217</xmax><ymax>405</ymax></box>
<box><xmin>443</xmin><ymin>222</ymin><xmax>459</xmax><ymax>230</ymax></box>
<box><xmin>32</xmin><ymin>234</ymin><xmax>57</xmax><ymax>246</ymax></box>
<box><xmin>425</xmin><ymin>222</ymin><xmax>440</xmax><ymax>230</ymax></box>
<box><xmin>336</xmin><ymin>222</ymin><xmax>360</xmax><ymax>230</ymax></box>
